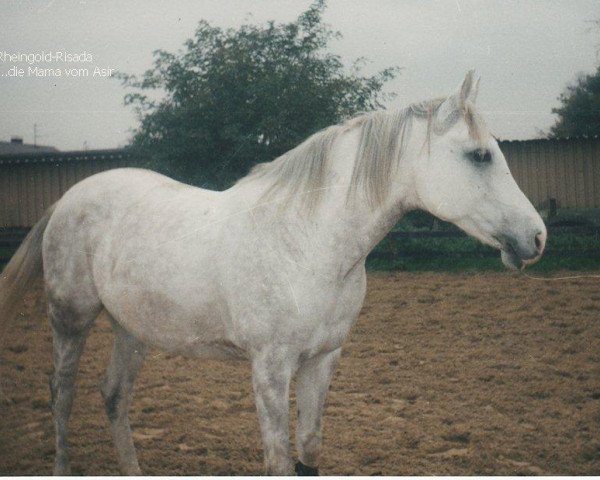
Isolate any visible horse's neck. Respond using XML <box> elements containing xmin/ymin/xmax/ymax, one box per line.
<box><xmin>317</xmin><ymin>129</ymin><xmax>420</xmax><ymax>272</ymax></box>
<box><xmin>271</xmin><ymin>123</ymin><xmax>422</xmax><ymax>276</ymax></box>
<box><xmin>227</xmin><ymin>118</ymin><xmax>424</xmax><ymax>277</ymax></box>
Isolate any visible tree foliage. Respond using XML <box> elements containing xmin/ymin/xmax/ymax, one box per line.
<box><xmin>118</xmin><ymin>1</ymin><xmax>398</xmax><ymax>189</ymax></box>
<box><xmin>550</xmin><ymin>65</ymin><xmax>600</xmax><ymax>138</ymax></box>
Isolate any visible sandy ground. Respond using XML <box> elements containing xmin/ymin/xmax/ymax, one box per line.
<box><xmin>1</xmin><ymin>272</ymin><xmax>599</xmax><ymax>475</ymax></box>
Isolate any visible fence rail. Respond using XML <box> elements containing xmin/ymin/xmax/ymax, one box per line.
<box><xmin>386</xmin><ymin>227</ymin><xmax>600</xmax><ymax>239</ymax></box>
<box><xmin>1</xmin><ymin>226</ymin><xmax>598</xmax><ymax>264</ymax></box>
<box><xmin>374</xmin><ymin>227</ymin><xmax>600</xmax><ymax>262</ymax></box>
<box><xmin>0</xmin><ymin>227</ymin><xmax>29</xmax><ymax>246</ymax></box>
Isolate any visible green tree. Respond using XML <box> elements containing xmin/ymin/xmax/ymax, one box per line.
<box><xmin>550</xmin><ymin>66</ymin><xmax>600</xmax><ymax>138</ymax></box>
<box><xmin>118</xmin><ymin>1</ymin><xmax>398</xmax><ymax>189</ymax></box>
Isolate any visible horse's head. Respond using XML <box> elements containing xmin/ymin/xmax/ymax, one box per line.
<box><xmin>413</xmin><ymin>71</ymin><xmax>546</xmax><ymax>269</ymax></box>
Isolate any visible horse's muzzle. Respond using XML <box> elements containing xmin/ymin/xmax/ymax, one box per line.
<box><xmin>498</xmin><ymin>227</ymin><xmax>546</xmax><ymax>270</ymax></box>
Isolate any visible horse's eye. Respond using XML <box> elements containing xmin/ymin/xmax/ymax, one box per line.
<box><xmin>469</xmin><ymin>149</ymin><xmax>492</xmax><ymax>164</ymax></box>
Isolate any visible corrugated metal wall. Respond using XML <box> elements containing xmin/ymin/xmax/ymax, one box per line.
<box><xmin>0</xmin><ymin>158</ymin><xmax>126</xmax><ymax>228</ymax></box>
<box><xmin>500</xmin><ymin>137</ymin><xmax>600</xmax><ymax>209</ymax></box>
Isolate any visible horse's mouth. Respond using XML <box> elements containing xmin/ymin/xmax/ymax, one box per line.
<box><xmin>499</xmin><ymin>240</ymin><xmax>541</xmax><ymax>271</ymax></box>
<box><xmin>500</xmin><ymin>244</ymin><xmax>524</xmax><ymax>271</ymax></box>
<box><xmin>487</xmin><ymin>234</ymin><xmax>523</xmax><ymax>270</ymax></box>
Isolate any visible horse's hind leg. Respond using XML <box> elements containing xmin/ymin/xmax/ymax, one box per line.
<box><xmin>48</xmin><ymin>298</ymin><xmax>100</xmax><ymax>476</ymax></box>
<box><xmin>101</xmin><ymin>319</ymin><xmax>147</xmax><ymax>475</ymax></box>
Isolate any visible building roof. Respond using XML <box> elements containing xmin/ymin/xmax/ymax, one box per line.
<box><xmin>0</xmin><ymin>140</ymin><xmax>59</xmax><ymax>155</ymax></box>
<box><xmin>498</xmin><ymin>135</ymin><xmax>600</xmax><ymax>144</ymax></box>
<box><xmin>0</xmin><ymin>148</ymin><xmax>132</xmax><ymax>165</ymax></box>
<box><xmin>0</xmin><ymin>136</ymin><xmax>597</xmax><ymax>167</ymax></box>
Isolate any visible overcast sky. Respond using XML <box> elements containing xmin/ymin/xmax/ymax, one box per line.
<box><xmin>0</xmin><ymin>0</ymin><xmax>599</xmax><ymax>150</ymax></box>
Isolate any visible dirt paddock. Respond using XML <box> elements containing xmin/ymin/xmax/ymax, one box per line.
<box><xmin>1</xmin><ymin>272</ymin><xmax>599</xmax><ymax>475</ymax></box>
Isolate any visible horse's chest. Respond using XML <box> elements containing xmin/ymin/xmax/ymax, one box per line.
<box><xmin>265</xmin><ymin>269</ymin><xmax>367</xmax><ymax>355</ymax></box>
<box><xmin>311</xmin><ymin>274</ymin><xmax>366</xmax><ymax>351</ymax></box>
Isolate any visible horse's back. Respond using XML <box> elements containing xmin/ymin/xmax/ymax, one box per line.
<box><xmin>44</xmin><ymin>168</ymin><xmax>197</xmax><ymax>255</ymax></box>
<box><xmin>42</xmin><ymin>168</ymin><xmax>220</xmax><ymax>309</ymax></box>
<box><xmin>47</xmin><ymin>167</ymin><xmax>218</xmax><ymax>234</ymax></box>
<box><xmin>57</xmin><ymin>168</ymin><xmax>211</xmax><ymax>208</ymax></box>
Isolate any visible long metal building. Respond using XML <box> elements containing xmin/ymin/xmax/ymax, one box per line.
<box><xmin>502</xmin><ymin>136</ymin><xmax>600</xmax><ymax>210</ymax></box>
<box><xmin>0</xmin><ymin>137</ymin><xmax>599</xmax><ymax>229</ymax></box>
<box><xmin>0</xmin><ymin>149</ymin><xmax>131</xmax><ymax>228</ymax></box>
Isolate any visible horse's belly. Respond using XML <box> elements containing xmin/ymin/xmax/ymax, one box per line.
<box><xmin>101</xmin><ymin>280</ymin><xmax>244</xmax><ymax>359</ymax></box>
<box><xmin>116</xmin><ymin>309</ymin><xmax>244</xmax><ymax>359</ymax></box>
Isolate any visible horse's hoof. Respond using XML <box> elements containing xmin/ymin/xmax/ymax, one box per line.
<box><xmin>53</xmin><ymin>464</ymin><xmax>71</xmax><ymax>476</ymax></box>
<box><xmin>295</xmin><ymin>461</ymin><xmax>319</xmax><ymax>476</ymax></box>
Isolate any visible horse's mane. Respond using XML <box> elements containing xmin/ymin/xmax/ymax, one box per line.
<box><xmin>238</xmin><ymin>96</ymin><xmax>485</xmax><ymax>210</ymax></box>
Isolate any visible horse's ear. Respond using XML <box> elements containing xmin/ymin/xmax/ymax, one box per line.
<box><xmin>435</xmin><ymin>94</ymin><xmax>459</xmax><ymax>130</ymax></box>
<box><xmin>458</xmin><ymin>70</ymin><xmax>477</xmax><ymax>108</ymax></box>
<box><xmin>435</xmin><ymin>71</ymin><xmax>478</xmax><ymax>130</ymax></box>
<box><xmin>472</xmin><ymin>76</ymin><xmax>481</xmax><ymax>104</ymax></box>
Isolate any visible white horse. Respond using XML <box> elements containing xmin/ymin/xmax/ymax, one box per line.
<box><xmin>0</xmin><ymin>71</ymin><xmax>546</xmax><ymax>475</ymax></box>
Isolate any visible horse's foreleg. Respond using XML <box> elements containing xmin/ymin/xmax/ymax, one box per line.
<box><xmin>252</xmin><ymin>351</ymin><xmax>294</xmax><ymax>475</ymax></box>
<box><xmin>100</xmin><ymin>320</ymin><xmax>147</xmax><ymax>475</ymax></box>
<box><xmin>295</xmin><ymin>348</ymin><xmax>342</xmax><ymax>476</ymax></box>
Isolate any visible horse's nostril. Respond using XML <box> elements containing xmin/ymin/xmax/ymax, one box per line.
<box><xmin>534</xmin><ymin>232</ymin><xmax>543</xmax><ymax>252</ymax></box>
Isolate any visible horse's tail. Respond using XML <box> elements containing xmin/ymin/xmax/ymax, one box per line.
<box><xmin>0</xmin><ymin>205</ymin><xmax>55</xmax><ymax>328</ymax></box>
